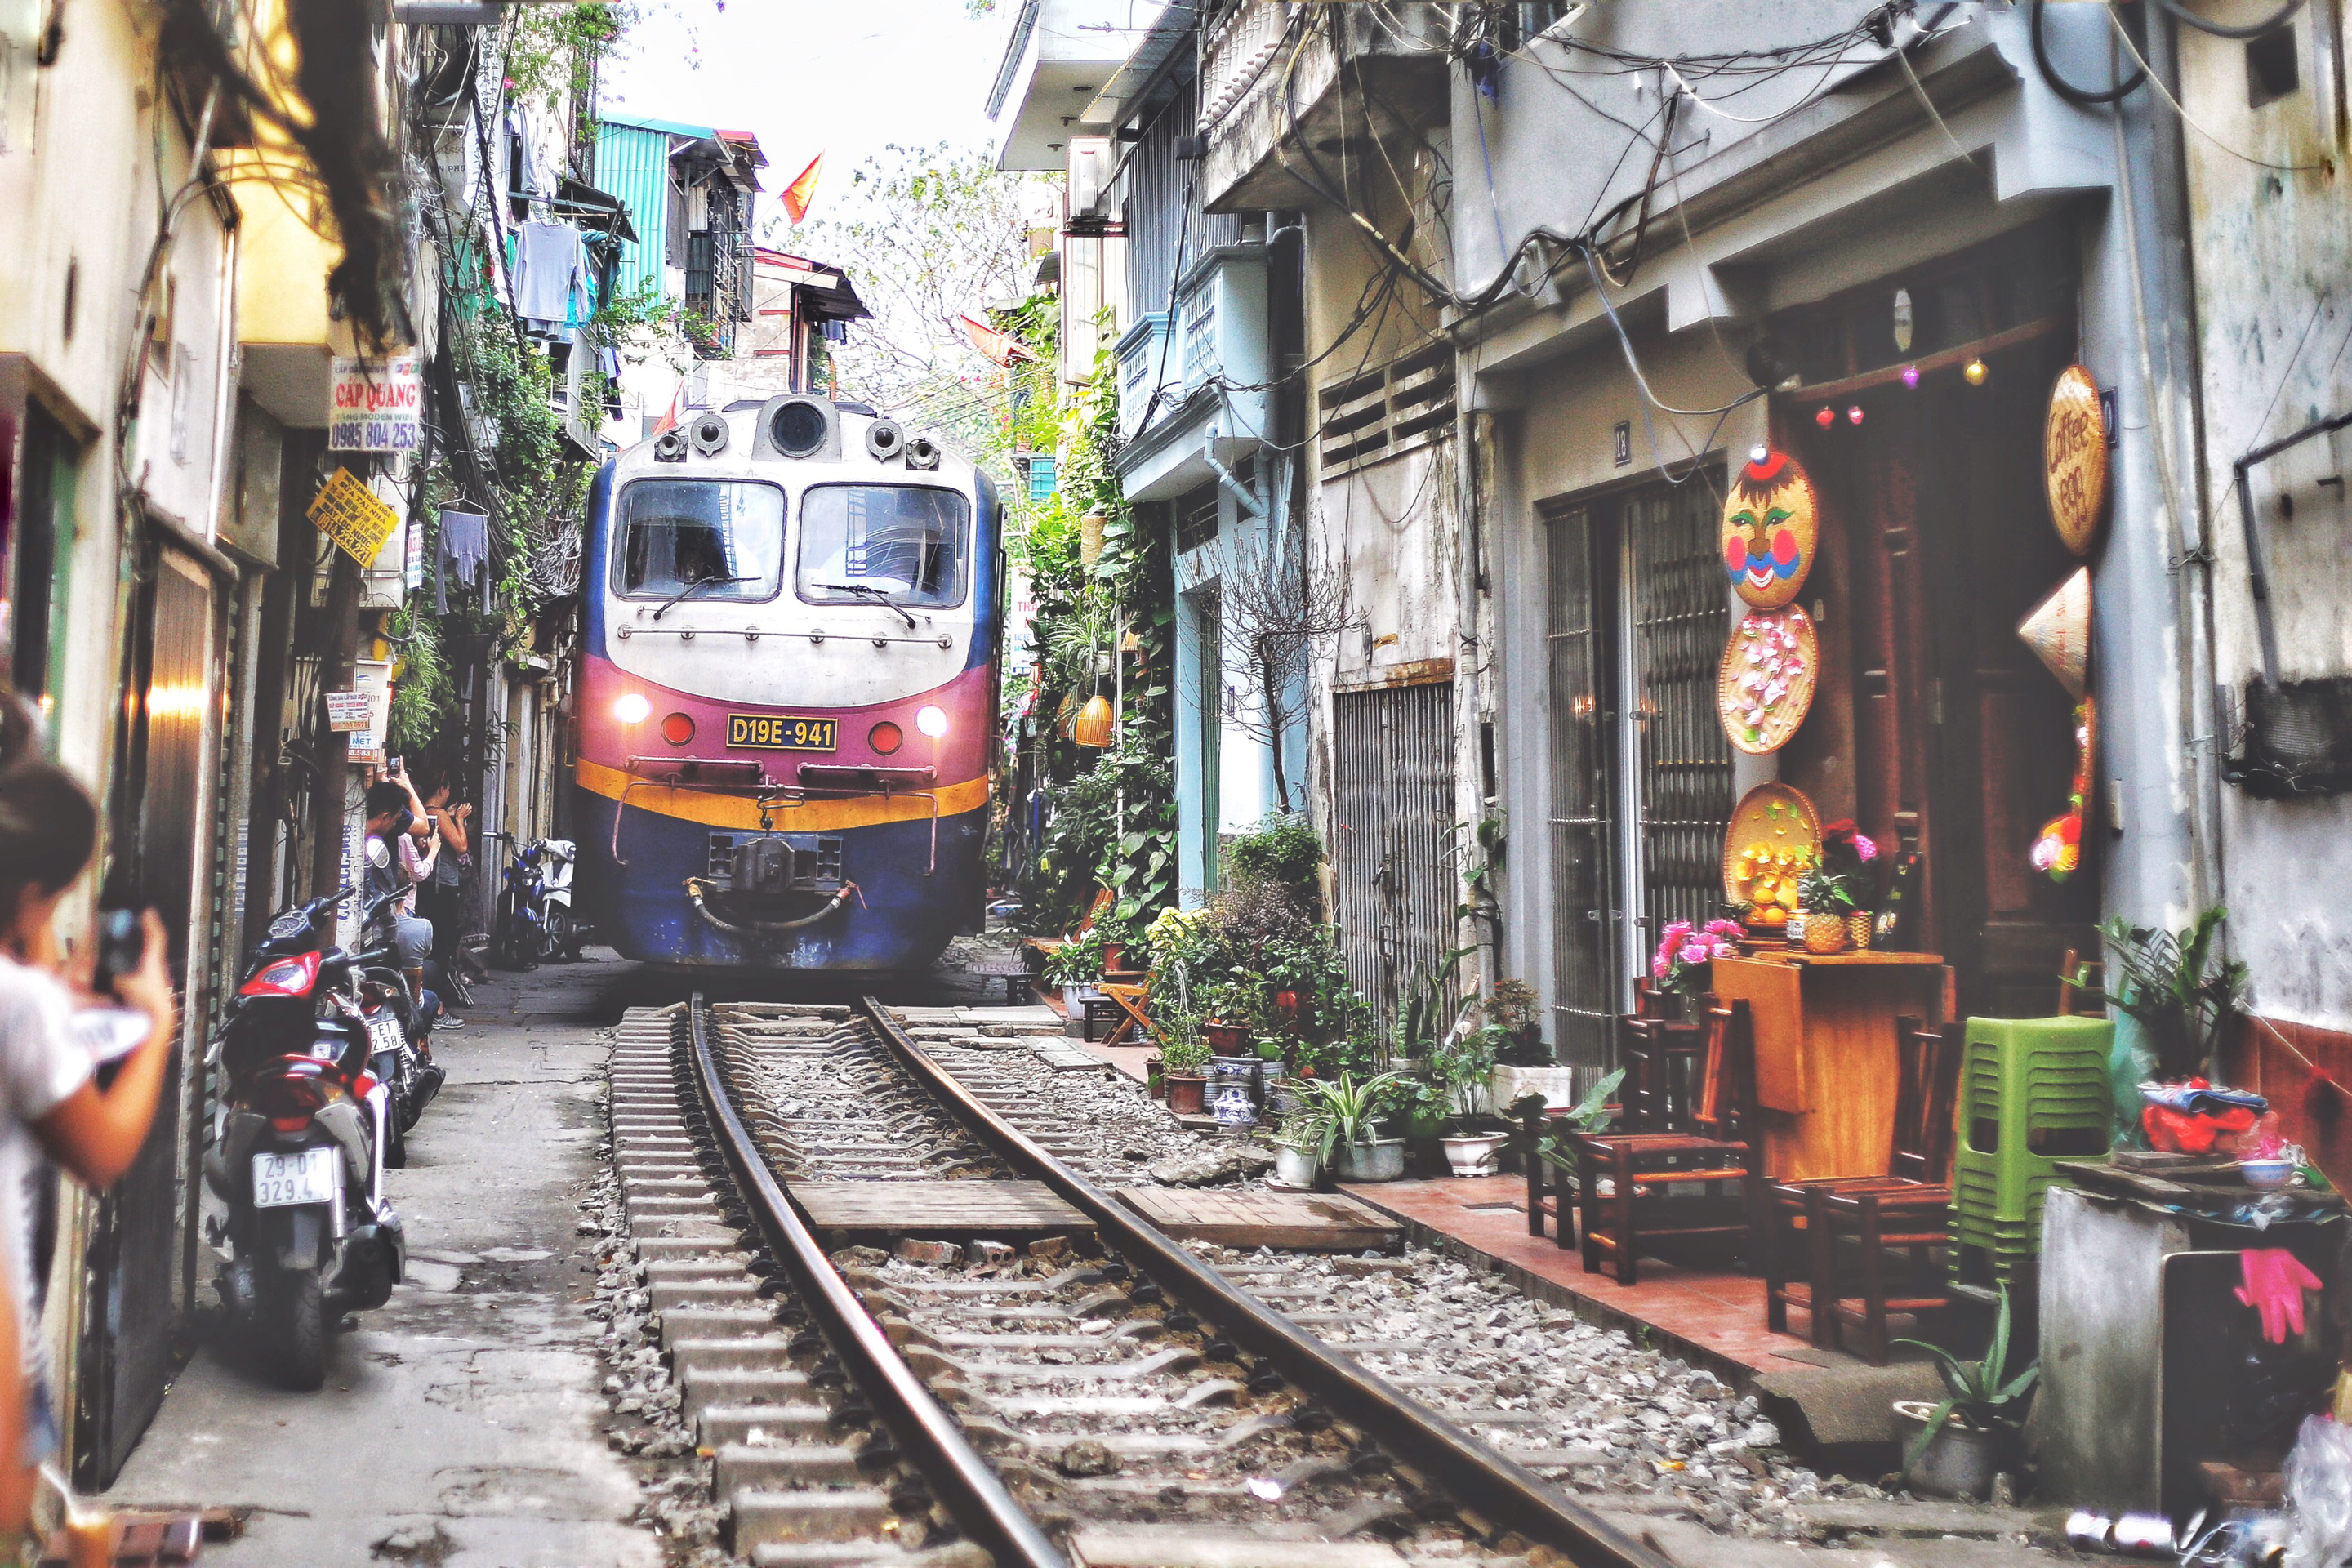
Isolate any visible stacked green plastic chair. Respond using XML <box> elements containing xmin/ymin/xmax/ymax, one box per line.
<box><xmin>1950</xmin><ymin>1015</ymin><xmax>2113</xmax><ymax>1285</ymax></box>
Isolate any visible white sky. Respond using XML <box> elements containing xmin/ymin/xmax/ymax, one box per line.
<box><xmin>601</xmin><ymin>1</ymin><xmax>1021</xmax><ymax>229</ymax></box>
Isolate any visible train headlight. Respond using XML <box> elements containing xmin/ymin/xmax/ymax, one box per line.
<box><xmin>868</xmin><ymin>721</ymin><xmax>903</xmax><ymax>755</ymax></box>
<box><xmin>915</xmin><ymin>706</ymin><xmax>950</xmax><ymax>739</ymax></box>
<box><xmin>614</xmin><ymin>693</ymin><xmax>652</xmax><ymax>725</ymax></box>
<box><xmin>662</xmin><ymin>712</ymin><xmax>696</xmax><ymax>746</ymax></box>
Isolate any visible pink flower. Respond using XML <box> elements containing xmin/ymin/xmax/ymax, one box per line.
<box><xmin>1709</xmin><ymin>940</ymin><xmax>1736</xmax><ymax>959</ymax></box>
<box><xmin>1662</xmin><ymin>920</ymin><xmax>1693</xmax><ymax>942</ymax></box>
<box><xmin>1679</xmin><ymin>942</ymin><xmax>1710</xmax><ymax>966</ymax></box>
<box><xmin>1652</xmin><ymin>955</ymin><xmax>1671</xmax><ymax>978</ymax></box>
<box><xmin>1855</xmin><ymin>834</ymin><xmax>1878</xmax><ymax>862</ymax></box>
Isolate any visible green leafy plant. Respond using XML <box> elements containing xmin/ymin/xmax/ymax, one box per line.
<box><xmin>1040</xmin><ymin>929</ymin><xmax>1108</xmax><ymax>987</ymax></box>
<box><xmin>1296</xmin><ymin>1069</ymin><xmax>1410</xmax><ymax>1149</ymax></box>
<box><xmin>2096</xmin><ymin>907</ymin><xmax>2249</xmax><ymax>1079</ymax></box>
<box><xmin>1486</xmin><ymin>978</ymin><xmax>1551</xmax><ymax>1066</ymax></box>
<box><xmin>1894</xmin><ymin>1284</ymin><xmax>2038</xmax><ymax>1466</ymax></box>
<box><xmin>1521</xmin><ymin>1069</ymin><xmax>1628</xmax><ymax>1189</ymax></box>
<box><xmin>1393</xmin><ymin>947</ymin><xmax>1477</xmax><ymax>1065</ymax></box>
<box><xmin>1223</xmin><ymin>813</ymin><xmax>1324</xmax><ymax>901</ymax></box>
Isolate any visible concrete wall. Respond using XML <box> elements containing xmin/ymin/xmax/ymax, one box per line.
<box><xmin>2175</xmin><ymin>6</ymin><xmax>2352</xmax><ymax>1030</ymax></box>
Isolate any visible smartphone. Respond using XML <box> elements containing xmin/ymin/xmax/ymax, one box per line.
<box><xmin>389</xmin><ymin>755</ymin><xmax>404</xmax><ymax>778</ymax></box>
<box><xmin>92</xmin><ymin>907</ymin><xmax>145</xmax><ymax>996</ymax></box>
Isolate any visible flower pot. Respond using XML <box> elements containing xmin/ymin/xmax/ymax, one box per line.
<box><xmin>1062</xmin><ymin>981</ymin><xmax>1102</xmax><ymax>1011</ymax></box>
<box><xmin>1892</xmin><ymin>1401</ymin><xmax>2011</xmax><ymax>1500</ymax></box>
<box><xmin>1332</xmin><ymin>1138</ymin><xmax>1405</xmax><ymax>1183</ymax></box>
<box><xmin>1801</xmin><ymin>911</ymin><xmax>1851</xmax><ymax>954</ymax></box>
<box><xmin>1203</xmin><ymin>1019</ymin><xmax>1251</xmax><ymax>1055</ymax></box>
<box><xmin>1272</xmin><ymin>1145</ymin><xmax>1321</xmax><ymax>1189</ymax></box>
<box><xmin>1145</xmin><ymin>1056</ymin><xmax>1165</xmax><ymax>1099</ymax></box>
<box><xmin>1165</xmin><ymin>1073</ymin><xmax>1208</xmax><ymax>1116</ymax></box>
<box><xmin>1265</xmin><ymin>1078</ymin><xmax>1304</xmax><ymax>1117</ymax></box>
<box><xmin>1441</xmin><ymin>1133</ymin><xmax>1506</xmax><ymax>1178</ymax></box>
<box><xmin>1845</xmin><ymin>912</ymin><xmax>1873</xmax><ymax>951</ymax></box>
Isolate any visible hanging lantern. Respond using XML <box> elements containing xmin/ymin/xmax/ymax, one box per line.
<box><xmin>1901</xmin><ymin>365</ymin><xmax>1921</xmax><ymax>390</ymax></box>
<box><xmin>1815</xmin><ymin>405</ymin><xmax>1835</xmax><ymax>429</ymax></box>
<box><xmin>1846</xmin><ymin>405</ymin><xmax>1864</xmax><ymax>425</ymax></box>
<box><xmin>1963</xmin><ymin>358</ymin><xmax>1989</xmax><ymax>386</ymax></box>
<box><xmin>1055</xmin><ymin>692</ymin><xmax>1081</xmax><ymax>739</ymax></box>
<box><xmin>1073</xmin><ymin>694</ymin><xmax>1115</xmax><ymax>748</ymax></box>
<box><xmin>1079</xmin><ymin>510</ymin><xmax>1108</xmax><ymax>568</ymax></box>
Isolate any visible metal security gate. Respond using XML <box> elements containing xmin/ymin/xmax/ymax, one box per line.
<box><xmin>1331</xmin><ymin>680</ymin><xmax>1455</xmax><ymax>1022</ymax></box>
<box><xmin>1626</xmin><ymin>484</ymin><xmax>1736</xmax><ymax>949</ymax></box>
<box><xmin>1544</xmin><ymin>479</ymin><xmax>1733</xmax><ymax>1072</ymax></box>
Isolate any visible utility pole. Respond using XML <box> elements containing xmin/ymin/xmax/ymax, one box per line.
<box><xmin>310</xmin><ymin>550</ymin><xmax>364</xmax><ymax>897</ymax></box>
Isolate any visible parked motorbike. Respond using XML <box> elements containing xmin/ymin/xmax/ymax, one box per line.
<box><xmin>348</xmin><ymin>893</ymin><xmax>445</xmax><ymax>1165</ymax></box>
<box><xmin>492</xmin><ymin>835</ymin><xmax>581</xmax><ymax>968</ymax></box>
<box><xmin>203</xmin><ymin>889</ymin><xmax>407</xmax><ymax>1389</ymax></box>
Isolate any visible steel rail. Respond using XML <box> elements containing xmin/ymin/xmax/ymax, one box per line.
<box><xmin>684</xmin><ymin>995</ymin><xmax>1069</xmax><ymax>1568</ymax></box>
<box><xmin>857</xmin><ymin>996</ymin><xmax>1674</xmax><ymax>1568</ymax></box>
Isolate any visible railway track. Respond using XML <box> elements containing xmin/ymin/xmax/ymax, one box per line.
<box><xmin>606</xmin><ymin>995</ymin><xmax>1675</xmax><ymax>1567</ymax></box>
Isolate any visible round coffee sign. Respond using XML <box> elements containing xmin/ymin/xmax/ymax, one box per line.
<box><xmin>2045</xmin><ymin>364</ymin><xmax>2107</xmax><ymax>557</ymax></box>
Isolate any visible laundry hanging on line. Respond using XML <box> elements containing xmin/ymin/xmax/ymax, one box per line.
<box><xmin>514</xmin><ymin>220</ymin><xmax>593</xmax><ymax>338</ymax></box>
<box><xmin>438</xmin><ymin>507</ymin><xmax>491</xmax><ymax>614</ymax></box>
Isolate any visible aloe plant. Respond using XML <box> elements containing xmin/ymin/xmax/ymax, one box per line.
<box><xmin>1894</xmin><ymin>1284</ymin><xmax>2038</xmax><ymax>1466</ymax></box>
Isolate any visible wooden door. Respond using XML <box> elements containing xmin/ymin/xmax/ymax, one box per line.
<box><xmin>1804</xmin><ymin>334</ymin><xmax>2096</xmax><ymax>1021</ymax></box>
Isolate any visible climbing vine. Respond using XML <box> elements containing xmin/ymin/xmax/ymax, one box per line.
<box><xmin>1014</xmin><ymin>328</ymin><xmax>1178</xmax><ymax>940</ymax></box>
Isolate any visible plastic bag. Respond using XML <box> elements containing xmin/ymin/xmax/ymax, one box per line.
<box><xmin>2284</xmin><ymin>1414</ymin><xmax>2352</xmax><ymax>1568</ymax></box>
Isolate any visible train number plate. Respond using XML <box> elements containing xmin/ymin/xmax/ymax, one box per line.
<box><xmin>728</xmin><ymin>715</ymin><xmax>838</xmax><ymax>751</ymax></box>
<box><xmin>252</xmin><ymin>1147</ymin><xmax>337</xmax><ymax>1208</ymax></box>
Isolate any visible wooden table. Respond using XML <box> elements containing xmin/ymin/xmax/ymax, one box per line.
<box><xmin>1711</xmin><ymin>951</ymin><xmax>1953</xmax><ymax>1180</ymax></box>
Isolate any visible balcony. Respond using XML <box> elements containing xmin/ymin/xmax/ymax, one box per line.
<box><xmin>1110</xmin><ymin>245</ymin><xmax>1269</xmax><ymax>501</ymax></box>
<box><xmin>1198</xmin><ymin>2</ymin><xmax>1451</xmax><ymax>213</ymax></box>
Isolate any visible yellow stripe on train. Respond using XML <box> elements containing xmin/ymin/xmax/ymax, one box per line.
<box><xmin>575</xmin><ymin>757</ymin><xmax>990</xmax><ymax>832</ymax></box>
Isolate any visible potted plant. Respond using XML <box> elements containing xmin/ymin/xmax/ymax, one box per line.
<box><xmin>1043</xmin><ymin>929</ymin><xmax>1108</xmax><ymax>1010</ymax></box>
<box><xmin>1891</xmin><ymin>1285</ymin><xmax>2038</xmax><ymax>1500</ymax></box>
<box><xmin>1797</xmin><ymin>820</ymin><xmax>1884</xmax><ymax>953</ymax></box>
<box><xmin>1485</xmin><ymin>978</ymin><xmax>1576</xmax><ymax>1112</ymax></box>
<box><xmin>1429</xmin><ymin>1003</ymin><xmax>1505</xmax><ymax>1177</ymax></box>
<box><xmin>2096</xmin><ymin>906</ymin><xmax>2248</xmax><ymax>1080</ymax></box>
<box><xmin>1271</xmin><ymin>1109</ymin><xmax>1330</xmax><ymax>1189</ymax></box>
<box><xmin>1302</xmin><ymin>1070</ymin><xmax>1409</xmax><ymax>1183</ymax></box>
<box><xmin>1160</xmin><ymin>1026</ymin><xmax>1210</xmax><ymax>1116</ymax></box>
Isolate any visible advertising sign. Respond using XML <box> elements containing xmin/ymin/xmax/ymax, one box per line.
<box><xmin>307</xmin><ymin>466</ymin><xmax>399</xmax><ymax>566</ymax></box>
<box><xmin>329</xmin><ymin>354</ymin><xmax>421</xmax><ymax>452</ymax></box>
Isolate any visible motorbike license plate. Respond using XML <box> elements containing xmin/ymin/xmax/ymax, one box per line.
<box><xmin>252</xmin><ymin>1147</ymin><xmax>338</xmax><ymax>1208</ymax></box>
<box><xmin>727</xmin><ymin>714</ymin><xmax>837</xmax><ymax>751</ymax></box>
<box><xmin>368</xmin><ymin>1016</ymin><xmax>405</xmax><ymax>1055</ymax></box>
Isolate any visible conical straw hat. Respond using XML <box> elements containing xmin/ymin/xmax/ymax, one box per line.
<box><xmin>2018</xmin><ymin>567</ymin><xmax>2091</xmax><ymax>699</ymax></box>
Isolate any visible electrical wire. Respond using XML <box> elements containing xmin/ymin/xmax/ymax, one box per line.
<box><xmin>2031</xmin><ymin>0</ymin><xmax>2147</xmax><ymax>105</ymax></box>
<box><xmin>2149</xmin><ymin>0</ymin><xmax>2305</xmax><ymax>41</ymax></box>
<box><xmin>2103</xmin><ymin>3</ymin><xmax>2330</xmax><ymax>172</ymax></box>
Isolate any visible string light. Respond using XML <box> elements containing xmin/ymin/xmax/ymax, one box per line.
<box><xmin>1846</xmin><ymin>405</ymin><xmax>1864</xmax><ymax>425</ymax></box>
<box><xmin>1964</xmin><ymin>359</ymin><xmax>1989</xmax><ymax>386</ymax></box>
<box><xmin>1901</xmin><ymin>366</ymin><xmax>1921</xmax><ymax>390</ymax></box>
<box><xmin>1815</xmin><ymin>406</ymin><xmax>1835</xmax><ymax>428</ymax></box>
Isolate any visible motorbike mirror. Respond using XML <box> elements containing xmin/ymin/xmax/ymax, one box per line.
<box><xmin>365</xmin><ymin>840</ymin><xmax>391</xmax><ymax>871</ymax></box>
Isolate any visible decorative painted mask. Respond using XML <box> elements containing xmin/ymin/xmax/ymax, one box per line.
<box><xmin>1721</xmin><ymin>450</ymin><xmax>1818</xmax><ymax>610</ymax></box>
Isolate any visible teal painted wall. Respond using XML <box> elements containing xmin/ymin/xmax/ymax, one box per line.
<box><xmin>597</xmin><ymin>121</ymin><xmax>672</xmax><ymax>301</ymax></box>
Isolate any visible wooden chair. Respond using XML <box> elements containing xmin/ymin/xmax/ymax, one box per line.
<box><xmin>1755</xmin><ymin>1016</ymin><xmax>1960</xmax><ymax>1359</ymax></box>
<box><xmin>1098</xmin><ymin>980</ymin><xmax>1153</xmax><ymax>1048</ymax></box>
<box><xmin>1569</xmin><ymin>1000</ymin><xmax>1762</xmax><ymax>1285</ymax></box>
<box><xmin>2056</xmin><ymin>948</ymin><xmax>2105</xmax><ymax>1016</ymax></box>
<box><xmin>1617</xmin><ymin>1010</ymin><xmax>1709</xmax><ymax>1133</ymax></box>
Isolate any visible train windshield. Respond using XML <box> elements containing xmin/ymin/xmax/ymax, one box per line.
<box><xmin>613</xmin><ymin>480</ymin><xmax>785</xmax><ymax>600</ymax></box>
<box><xmin>797</xmin><ymin>485</ymin><xmax>970</xmax><ymax>609</ymax></box>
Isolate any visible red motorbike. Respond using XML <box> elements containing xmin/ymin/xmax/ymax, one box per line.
<box><xmin>203</xmin><ymin>889</ymin><xmax>405</xmax><ymax>1389</ymax></box>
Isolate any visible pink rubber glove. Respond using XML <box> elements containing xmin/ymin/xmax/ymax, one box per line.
<box><xmin>2236</xmin><ymin>1248</ymin><xmax>2323</xmax><ymax>1343</ymax></box>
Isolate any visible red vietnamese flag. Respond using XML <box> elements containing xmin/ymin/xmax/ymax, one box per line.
<box><xmin>781</xmin><ymin>152</ymin><xmax>823</xmax><ymax>225</ymax></box>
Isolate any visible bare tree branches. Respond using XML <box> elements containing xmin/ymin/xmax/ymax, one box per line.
<box><xmin>1214</xmin><ymin>502</ymin><xmax>1360</xmax><ymax>811</ymax></box>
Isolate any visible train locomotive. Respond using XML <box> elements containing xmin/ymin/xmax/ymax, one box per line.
<box><xmin>573</xmin><ymin>394</ymin><xmax>999</xmax><ymax>970</ymax></box>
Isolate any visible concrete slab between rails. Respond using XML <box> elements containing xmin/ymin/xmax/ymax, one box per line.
<box><xmin>1335</xmin><ymin>1178</ymin><xmax>1953</xmax><ymax>1471</ymax></box>
<box><xmin>1067</xmin><ymin>1531</ymin><xmax>1406</xmax><ymax>1566</ymax></box>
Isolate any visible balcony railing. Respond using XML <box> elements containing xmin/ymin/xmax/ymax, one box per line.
<box><xmin>1198</xmin><ymin>2</ymin><xmax>1450</xmax><ymax>214</ymax></box>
